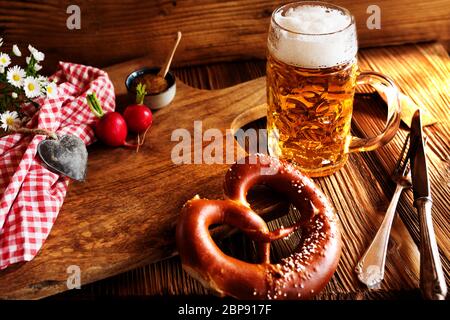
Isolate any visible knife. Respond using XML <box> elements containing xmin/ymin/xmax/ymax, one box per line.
<box><xmin>410</xmin><ymin>109</ymin><xmax>447</xmax><ymax>300</ymax></box>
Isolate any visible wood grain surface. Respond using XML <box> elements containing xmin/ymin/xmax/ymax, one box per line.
<box><xmin>0</xmin><ymin>0</ymin><xmax>449</xmax><ymax>72</ymax></box>
<box><xmin>0</xmin><ymin>42</ymin><xmax>449</xmax><ymax>300</ymax></box>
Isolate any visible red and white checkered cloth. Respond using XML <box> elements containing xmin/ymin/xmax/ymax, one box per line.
<box><xmin>0</xmin><ymin>62</ymin><xmax>115</xmax><ymax>269</ymax></box>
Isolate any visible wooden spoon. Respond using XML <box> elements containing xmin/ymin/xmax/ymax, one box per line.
<box><xmin>147</xmin><ymin>31</ymin><xmax>182</xmax><ymax>94</ymax></box>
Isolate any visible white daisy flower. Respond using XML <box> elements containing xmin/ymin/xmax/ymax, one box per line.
<box><xmin>26</xmin><ymin>56</ymin><xmax>31</xmax><ymax>65</ymax></box>
<box><xmin>34</xmin><ymin>63</ymin><xmax>42</xmax><ymax>71</ymax></box>
<box><xmin>37</xmin><ymin>75</ymin><xmax>48</xmax><ymax>86</ymax></box>
<box><xmin>0</xmin><ymin>111</ymin><xmax>20</xmax><ymax>131</ymax></box>
<box><xmin>0</xmin><ymin>66</ymin><xmax>4</xmax><ymax>73</ymax></box>
<box><xmin>6</xmin><ymin>65</ymin><xmax>26</xmax><ymax>87</ymax></box>
<box><xmin>11</xmin><ymin>92</ymin><xmax>18</xmax><ymax>99</ymax></box>
<box><xmin>45</xmin><ymin>82</ymin><xmax>58</xmax><ymax>98</ymax></box>
<box><xmin>0</xmin><ymin>53</ymin><xmax>11</xmax><ymax>67</ymax></box>
<box><xmin>28</xmin><ymin>44</ymin><xmax>44</xmax><ymax>62</ymax></box>
<box><xmin>34</xmin><ymin>51</ymin><xmax>45</xmax><ymax>62</ymax></box>
<box><xmin>12</xmin><ymin>44</ymin><xmax>21</xmax><ymax>57</ymax></box>
<box><xmin>23</xmin><ymin>76</ymin><xmax>41</xmax><ymax>98</ymax></box>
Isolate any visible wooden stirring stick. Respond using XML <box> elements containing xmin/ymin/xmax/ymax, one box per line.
<box><xmin>158</xmin><ymin>31</ymin><xmax>182</xmax><ymax>79</ymax></box>
<box><xmin>146</xmin><ymin>31</ymin><xmax>182</xmax><ymax>94</ymax></box>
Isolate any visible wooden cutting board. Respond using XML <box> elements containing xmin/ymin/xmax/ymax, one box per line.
<box><xmin>0</xmin><ymin>57</ymin><xmax>273</xmax><ymax>299</ymax></box>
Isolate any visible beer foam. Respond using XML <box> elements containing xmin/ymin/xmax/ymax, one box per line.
<box><xmin>270</xmin><ymin>5</ymin><xmax>357</xmax><ymax>68</ymax></box>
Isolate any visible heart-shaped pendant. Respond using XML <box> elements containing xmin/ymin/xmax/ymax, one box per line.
<box><xmin>37</xmin><ymin>135</ymin><xmax>88</xmax><ymax>181</ymax></box>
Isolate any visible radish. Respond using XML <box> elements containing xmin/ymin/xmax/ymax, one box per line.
<box><xmin>87</xmin><ymin>93</ymin><xmax>138</xmax><ymax>148</ymax></box>
<box><xmin>123</xmin><ymin>83</ymin><xmax>153</xmax><ymax>133</ymax></box>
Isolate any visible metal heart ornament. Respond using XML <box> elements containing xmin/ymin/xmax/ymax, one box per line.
<box><xmin>37</xmin><ymin>134</ymin><xmax>88</xmax><ymax>181</ymax></box>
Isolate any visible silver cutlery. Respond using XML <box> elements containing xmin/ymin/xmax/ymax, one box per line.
<box><xmin>410</xmin><ymin>109</ymin><xmax>447</xmax><ymax>300</ymax></box>
<box><xmin>355</xmin><ymin>134</ymin><xmax>412</xmax><ymax>288</ymax></box>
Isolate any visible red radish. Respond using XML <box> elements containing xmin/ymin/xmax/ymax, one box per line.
<box><xmin>123</xmin><ymin>83</ymin><xmax>153</xmax><ymax>133</ymax></box>
<box><xmin>95</xmin><ymin>112</ymin><xmax>128</xmax><ymax>147</ymax></box>
<box><xmin>87</xmin><ymin>93</ymin><xmax>139</xmax><ymax>148</ymax></box>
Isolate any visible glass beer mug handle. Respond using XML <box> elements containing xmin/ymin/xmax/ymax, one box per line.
<box><xmin>347</xmin><ymin>71</ymin><xmax>402</xmax><ymax>153</ymax></box>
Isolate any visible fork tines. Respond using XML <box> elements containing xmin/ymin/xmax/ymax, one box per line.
<box><xmin>394</xmin><ymin>133</ymin><xmax>411</xmax><ymax>177</ymax></box>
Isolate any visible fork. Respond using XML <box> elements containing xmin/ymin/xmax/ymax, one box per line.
<box><xmin>355</xmin><ymin>134</ymin><xmax>412</xmax><ymax>288</ymax></box>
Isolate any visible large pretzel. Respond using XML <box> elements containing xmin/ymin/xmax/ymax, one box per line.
<box><xmin>176</xmin><ymin>154</ymin><xmax>341</xmax><ymax>299</ymax></box>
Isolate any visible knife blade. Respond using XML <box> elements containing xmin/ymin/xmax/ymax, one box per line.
<box><xmin>409</xmin><ymin>109</ymin><xmax>447</xmax><ymax>300</ymax></box>
<box><xmin>410</xmin><ymin>109</ymin><xmax>430</xmax><ymax>200</ymax></box>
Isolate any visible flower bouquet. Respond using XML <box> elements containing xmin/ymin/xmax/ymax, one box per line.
<box><xmin>0</xmin><ymin>38</ymin><xmax>57</xmax><ymax>134</ymax></box>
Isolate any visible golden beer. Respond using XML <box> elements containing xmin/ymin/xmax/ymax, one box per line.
<box><xmin>266</xmin><ymin>2</ymin><xmax>401</xmax><ymax>177</ymax></box>
<box><xmin>267</xmin><ymin>53</ymin><xmax>358</xmax><ymax>176</ymax></box>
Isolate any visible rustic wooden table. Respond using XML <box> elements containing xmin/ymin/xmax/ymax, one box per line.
<box><xmin>51</xmin><ymin>42</ymin><xmax>449</xmax><ymax>300</ymax></box>
<box><xmin>0</xmin><ymin>0</ymin><xmax>449</xmax><ymax>302</ymax></box>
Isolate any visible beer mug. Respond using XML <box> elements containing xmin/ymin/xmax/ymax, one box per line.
<box><xmin>267</xmin><ymin>1</ymin><xmax>401</xmax><ymax>177</ymax></box>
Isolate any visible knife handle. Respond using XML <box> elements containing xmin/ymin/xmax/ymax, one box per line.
<box><xmin>415</xmin><ymin>197</ymin><xmax>447</xmax><ymax>300</ymax></box>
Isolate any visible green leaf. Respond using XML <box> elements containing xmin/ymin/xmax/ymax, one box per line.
<box><xmin>135</xmin><ymin>82</ymin><xmax>147</xmax><ymax>105</ymax></box>
<box><xmin>86</xmin><ymin>92</ymin><xmax>104</xmax><ymax>118</ymax></box>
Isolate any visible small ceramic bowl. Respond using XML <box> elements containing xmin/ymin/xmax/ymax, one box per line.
<box><xmin>125</xmin><ymin>67</ymin><xmax>176</xmax><ymax>110</ymax></box>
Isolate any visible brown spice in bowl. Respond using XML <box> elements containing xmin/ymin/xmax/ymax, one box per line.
<box><xmin>133</xmin><ymin>73</ymin><xmax>168</xmax><ymax>94</ymax></box>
